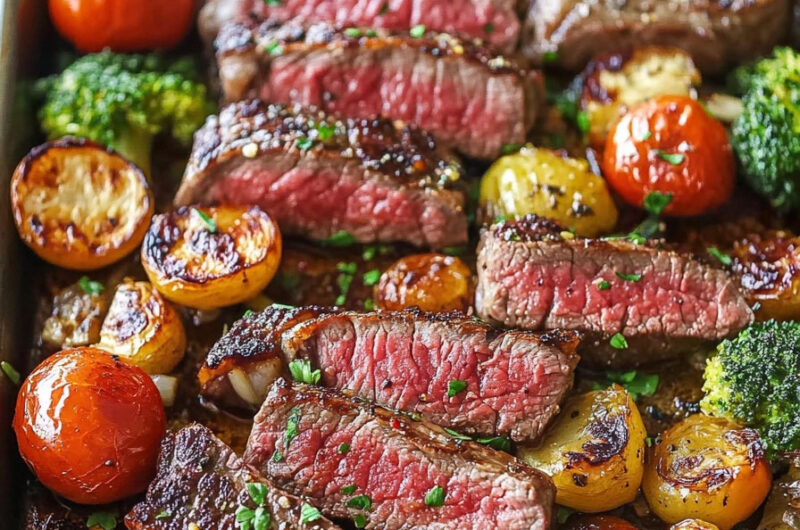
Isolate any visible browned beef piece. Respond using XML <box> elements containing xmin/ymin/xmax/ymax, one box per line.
<box><xmin>215</xmin><ymin>21</ymin><xmax>543</xmax><ymax>160</ymax></box>
<box><xmin>475</xmin><ymin>216</ymin><xmax>754</xmax><ymax>367</ymax></box>
<box><xmin>175</xmin><ymin>100</ymin><xmax>468</xmax><ymax>249</ymax></box>
<box><xmin>244</xmin><ymin>379</ymin><xmax>555</xmax><ymax>529</ymax></box>
<box><xmin>125</xmin><ymin>424</ymin><xmax>340</xmax><ymax>530</ymax></box>
<box><xmin>520</xmin><ymin>0</ymin><xmax>791</xmax><ymax>73</ymax></box>
<box><xmin>199</xmin><ymin>0</ymin><xmax>520</xmax><ymax>52</ymax></box>
<box><xmin>200</xmin><ymin>306</ymin><xmax>580</xmax><ymax>442</ymax></box>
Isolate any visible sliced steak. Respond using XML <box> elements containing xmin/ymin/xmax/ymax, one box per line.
<box><xmin>521</xmin><ymin>0</ymin><xmax>790</xmax><ymax>73</ymax></box>
<box><xmin>475</xmin><ymin>216</ymin><xmax>754</xmax><ymax>367</ymax></box>
<box><xmin>200</xmin><ymin>0</ymin><xmax>520</xmax><ymax>52</ymax></box>
<box><xmin>215</xmin><ymin>21</ymin><xmax>543</xmax><ymax>160</ymax></box>
<box><xmin>200</xmin><ymin>306</ymin><xmax>580</xmax><ymax>442</ymax></box>
<box><xmin>125</xmin><ymin>424</ymin><xmax>339</xmax><ymax>530</ymax></box>
<box><xmin>244</xmin><ymin>379</ymin><xmax>555</xmax><ymax>529</ymax></box>
<box><xmin>175</xmin><ymin>100</ymin><xmax>468</xmax><ymax>248</ymax></box>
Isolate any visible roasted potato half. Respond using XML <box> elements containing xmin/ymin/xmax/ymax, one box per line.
<box><xmin>96</xmin><ymin>279</ymin><xmax>186</xmax><ymax>374</ymax></box>
<box><xmin>642</xmin><ymin>414</ymin><xmax>771</xmax><ymax>530</ymax></box>
<box><xmin>670</xmin><ymin>520</ymin><xmax>721</xmax><ymax>530</ymax></box>
<box><xmin>581</xmin><ymin>47</ymin><xmax>700</xmax><ymax>149</ymax></box>
<box><xmin>42</xmin><ymin>280</ymin><xmax>108</xmax><ymax>349</ymax></box>
<box><xmin>480</xmin><ymin>147</ymin><xmax>617</xmax><ymax>237</ymax></box>
<box><xmin>517</xmin><ymin>386</ymin><xmax>646</xmax><ymax>512</ymax></box>
<box><xmin>10</xmin><ymin>138</ymin><xmax>153</xmax><ymax>270</ymax></box>
<box><xmin>142</xmin><ymin>205</ymin><xmax>282</xmax><ymax>310</ymax></box>
<box><xmin>375</xmin><ymin>253</ymin><xmax>473</xmax><ymax>313</ymax></box>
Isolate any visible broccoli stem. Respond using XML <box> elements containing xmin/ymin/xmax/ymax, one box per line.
<box><xmin>112</xmin><ymin>127</ymin><xmax>153</xmax><ymax>177</ymax></box>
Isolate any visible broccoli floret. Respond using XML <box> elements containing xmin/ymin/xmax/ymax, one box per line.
<box><xmin>730</xmin><ymin>47</ymin><xmax>800</xmax><ymax>213</ymax></box>
<box><xmin>34</xmin><ymin>51</ymin><xmax>215</xmax><ymax>175</ymax></box>
<box><xmin>701</xmin><ymin>320</ymin><xmax>800</xmax><ymax>458</ymax></box>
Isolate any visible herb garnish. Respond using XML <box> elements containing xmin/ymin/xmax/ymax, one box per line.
<box><xmin>442</xmin><ymin>246</ymin><xmax>466</xmax><ymax>257</ymax></box>
<box><xmin>236</xmin><ymin>483</ymin><xmax>272</xmax><ymax>530</ymax></box>
<box><xmin>86</xmin><ymin>511</ymin><xmax>117</xmax><ymax>530</ymax></box>
<box><xmin>596</xmin><ymin>280</ymin><xmax>611</xmax><ymax>291</ymax></box>
<box><xmin>264</xmin><ymin>0</ymin><xmax>281</xmax><ymax>5</ymax></box>
<box><xmin>284</xmin><ymin>407</ymin><xmax>302</xmax><ymax>449</ymax></box>
<box><xmin>409</xmin><ymin>25</ymin><xmax>426</xmax><ymax>38</ymax></box>
<box><xmin>354</xmin><ymin>514</ymin><xmax>367</xmax><ymax>528</ymax></box>
<box><xmin>576</xmin><ymin>111</ymin><xmax>590</xmax><ymax>134</ymax></box>
<box><xmin>708</xmin><ymin>247</ymin><xmax>733</xmax><ymax>266</ymax></box>
<box><xmin>315</xmin><ymin>122</ymin><xmax>336</xmax><ymax>142</ymax></box>
<box><xmin>155</xmin><ymin>511</ymin><xmax>170</xmax><ymax>520</ymax></box>
<box><xmin>338</xmin><ymin>443</ymin><xmax>350</xmax><ymax>454</ymax></box>
<box><xmin>288</xmin><ymin>359</ymin><xmax>322</xmax><ymax>385</ymax></box>
<box><xmin>364</xmin><ymin>299</ymin><xmax>375</xmax><ymax>310</ymax></box>
<box><xmin>615</xmin><ymin>272</ymin><xmax>642</xmax><ymax>282</ymax></box>
<box><xmin>78</xmin><ymin>276</ymin><xmax>105</xmax><ymax>296</ymax></box>
<box><xmin>264</xmin><ymin>40</ymin><xmax>283</xmax><ymax>56</ymax></box>
<box><xmin>543</xmin><ymin>51</ymin><xmax>559</xmax><ymax>63</ymax></box>
<box><xmin>556</xmin><ymin>506</ymin><xmax>575</xmax><ymax>524</ymax></box>
<box><xmin>272</xmin><ymin>449</ymin><xmax>283</xmax><ymax>462</ymax></box>
<box><xmin>640</xmin><ymin>130</ymin><xmax>652</xmax><ymax>141</ymax></box>
<box><xmin>341</xmin><ymin>484</ymin><xmax>358</xmax><ymax>495</ymax></box>
<box><xmin>424</xmin><ymin>486</ymin><xmax>445</xmax><ymax>507</ymax></box>
<box><xmin>344</xmin><ymin>28</ymin><xmax>362</xmax><ymax>38</ymax></box>
<box><xmin>610</xmin><ymin>333</ymin><xmax>628</xmax><ymax>349</ymax></box>
<box><xmin>654</xmin><ymin>150</ymin><xmax>685</xmax><ymax>165</ymax></box>
<box><xmin>335</xmin><ymin>261</ymin><xmax>357</xmax><ymax>306</ymax></box>
<box><xmin>193</xmin><ymin>208</ymin><xmax>217</xmax><ymax>233</ymax></box>
<box><xmin>363</xmin><ymin>269</ymin><xmax>381</xmax><ymax>286</ymax></box>
<box><xmin>295</xmin><ymin>136</ymin><xmax>314</xmax><ymax>151</ymax></box>
<box><xmin>643</xmin><ymin>191</ymin><xmax>673</xmax><ymax>216</ymax></box>
<box><xmin>484</xmin><ymin>23</ymin><xmax>495</xmax><ymax>34</ymax></box>
<box><xmin>347</xmin><ymin>495</ymin><xmax>373</xmax><ymax>511</ymax></box>
<box><xmin>447</xmin><ymin>379</ymin><xmax>467</xmax><ymax>398</ymax></box>
<box><xmin>243</xmin><ymin>309</ymin><xmax>254</xmax><ymax>318</ymax></box>
<box><xmin>501</xmin><ymin>143</ymin><xmax>524</xmax><ymax>155</ymax></box>
<box><xmin>443</xmin><ymin>428</ymin><xmax>472</xmax><ymax>441</ymax></box>
<box><xmin>595</xmin><ymin>370</ymin><xmax>659</xmax><ymax>400</ymax></box>
<box><xmin>323</xmin><ymin>230</ymin><xmax>357</xmax><ymax>247</ymax></box>
<box><xmin>300</xmin><ymin>503</ymin><xmax>322</xmax><ymax>524</ymax></box>
<box><xmin>476</xmin><ymin>436</ymin><xmax>512</xmax><ymax>451</ymax></box>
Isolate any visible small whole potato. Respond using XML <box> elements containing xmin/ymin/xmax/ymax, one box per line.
<box><xmin>642</xmin><ymin>414</ymin><xmax>771</xmax><ymax>530</ymax></box>
<box><xmin>517</xmin><ymin>385</ymin><xmax>647</xmax><ymax>512</ymax></box>
<box><xmin>670</xmin><ymin>520</ymin><xmax>721</xmax><ymax>530</ymax></box>
<box><xmin>375</xmin><ymin>253</ymin><xmax>473</xmax><ymax>313</ymax></box>
<box><xmin>96</xmin><ymin>279</ymin><xmax>186</xmax><ymax>374</ymax></box>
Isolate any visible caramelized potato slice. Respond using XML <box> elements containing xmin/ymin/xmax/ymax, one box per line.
<box><xmin>42</xmin><ymin>281</ymin><xmax>108</xmax><ymax>348</ymax></box>
<box><xmin>670</xmin><ymin>520</ymin><xmax>721</xmax><ymax>530</ymax></box>
<box><xmin>479</xmin><ymin>147</ymin><xmax>618</xmax><ymax>237</ymax></box>
<box><xmin>96</xmin><ymin>279</ymin><xmax>186</xmax><ymax>374</ymax></box>
<box><xmin>517</xmin><ymin>386</ymin><xmax>646</xmax><ymax>512</ymax></box>
<box><xmin>374</xmin><ymin>253</ymin><xmax>473</xmax><ymax>313</ymax></box>
<box><xmin>142</xmin><ymin>205</ymin><xmax>282</xmax><ymax>310</ymax></box>
<box><xmin>642</xmin><ymin>414</ymin><xmax>771</xmax><ymax>530</ymax></box>
<box><xmin>10</xmin><ymin>138</ymin><xmax>153</xmax><ymax>270</ymax></box>
<box><xmin>581</xmin><ymin>47</ymin><xmax>700</xmax><ymax>149</ymax></box>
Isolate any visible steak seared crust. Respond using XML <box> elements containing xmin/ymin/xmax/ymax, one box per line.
<box><xmin>199</xmin><ymin>0</ymin><xmax>520</xmax><ymax>52</ymax></box>
<box><xmin>215</xmin><ymin>21</ymin><xmax>544</xmax><ymax>159</ymax></box>
<box><xmin>521</xmin><ymin>0</ymin><xmax>790</xmax><ymax>73</ymax></box>
<box><xmin>245</xmin><ymin>379</ymin><xmax>555</xmax><ymax>530</ymax></box>
<box><xmin>476</xmin><ymin>216</ymin><xmax>754</xmax><ymax>367</ymax></box>
<box><xmin>200</xmin><ymin>306</ymin><xmax>580</xmax><ymax>442</ymax></box>
<box><xmin>125</xmin><ymin>424</ymin><xmax>340</xmax><ymax>530</ymax></box>
<box><xmin>175</xmin><ymin>100</ymin><xmax>468</xmax><ymax>249</ymax></box>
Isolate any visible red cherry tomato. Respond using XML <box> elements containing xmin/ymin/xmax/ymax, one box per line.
<box><xmin>48</xmin><ymin>0</ymin><xmax>194</xmax><ymax>52</ymax></box>
<box><xmin>13</xmin><ymin>347</ymin><xmax>165</xmax><ymax>504</ymax></box>
<box><xmin>603</xmin><ymin>95</ymin><xmax>735</xmax><ymax>217</ymax></box>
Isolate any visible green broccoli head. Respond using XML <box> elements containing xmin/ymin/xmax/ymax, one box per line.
<box><xmin>35</xmin><ymin>51</ymin><xmax>215</xmax><ymax>174</ymax></box>
<box><xmin>730</xmin><ymin>48</ymin><xmax>800</xmax><ymax>213</ymax></box>
<box><xmin>701</xmin><ymin>320</ymin><xmax>800</xmax><ymax>458</ymax></box>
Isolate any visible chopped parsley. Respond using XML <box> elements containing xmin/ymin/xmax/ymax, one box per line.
<box><xmin>354</xmin><ymin>513</ymin><xmax>367</xmax><ymax>528</ymax></box>
<box><xmin>338</xmin><ymin>443</ymin><xmax>350</xmax><ymax>454</ymax></box>
<box><xmin>556</xmin><ymin>506</ymin><xmax>575</xmax><ymax>524</ymax></box>
<box><xmin>444</xmin><ymin>428</ymin><xmax>472</xmax><ymax>441</ymax></box>
<box><xmin>708</xmin><ymin>247</ymin><xmax>733</xmax><ymax>266</ymax></box>
<box><xmin>409</xmin><ymin>24</ymin><xmax>426</xmax><ymax>38</ymax></box>
<box><xmin>596</xmin><ymin>280</ymin><xmax>611</xmax><ymax>291</ymax></box>
<box><xmin>365</xmin><ymin>29</ymin><xmax>378</xmax><ymax>37</ymax></box>
<box><xmin>615</xmin><ymin>272</ymin><xmax>642</xmax><ymax>282</ymax></box>
<box><xmin>484</xmin><ymin>23</ymin><xmax>495</xmax><ymax>34</ymax></box>
<box><xmin>475</xmin><ymin>436</ymin><xmax>512</xmax><ymax>452</ymax></box>
<box><xmin>501</xmin><ymin>143</ymin><xmax>524</xmax><ymax>155</ymax></box>
<box><xmin>341</xmin><ymin>484</ymin><xmax>358</xmax><ymax>495</ymax></box>
<box><xmin>276</xmin><ymin>271</ymin><xmax>300</xmax><ymax>289</ymax></box>
<box><xmin>295</xmin><ymin>136</ymin><xmax>314</xmax><ymax>151</ymax></box>
<box><xmin>442</xmin><ymin>246</ymin><xmax>466</xmax><ymax>257</ymax></box>
<box><xmin>284</xmin><ymin>407</ymin><xmax>302</xmax><ymax>449</ymax></box>
<box><xmin>447</xmin><ymin>379</ymin><xmax>467</xmax><ymax>398</ymax></box>
<box><xmin>288</xmin><ymin>359</ymin><xmax>322</xmax><ymax>385</ymax></box>
<box><xmin>642</xmin><ymin>191</ymin><xmax>673</xmax><ymax>216</ymax></box>
<box><xmin>363</xmin><ymin>298</ymin><xmax>375</xmax><ymax>311</ymax></box>
<box><xmin>264</xmin><ymin>40</ymin><xmax>283</xmax><ymax>56</ymax></box>
<box><xmin>272</xmin><ymin>449</ymin><xmax>284</xmax><ymax>462</ymax></box>
<box><xmin>1</xmin><ymin>361</ymin><xmax>20</xmax><ymax>386</ymax></box>
<box><xmin>264</xmin><ymin>0</ymin><xmax>281</xmax><ymax>5</ymax></box>
<box><xmin>247</xmin><ymin>483</ymin><xmax>268</xmax><ymax>505</ymax></box>
<box><xmin>576</xmin><ymin>110</ymin><xmax>590</xmax><ymax>134</ymax></box>
<box><xmin>640</xmin><ymin>130</ymin><xmax>652</xmax><ymax>141</ymax></box>
<box><xmin>300</xmin><ymin>503</ymin><xmax>322</xmax><ymax>524</ymax></box>
<box><xmin>362</xmin><ymin>246</ymin><xmax>377</xmax><ymax>260</ymax></box>
<box><xmin>335</xmin><ymin>261</ymin><xmax>358</xmax><ymax>306</ymax></box>
<box><xmin>237</xmin><ymin>483</ymin><xmax>272</xmax><ymax>530</ymax></box>
<box><xmin>424</xmin><ymin>486</ymin><xmax>445</xmax><ymax>507</ymax></box>
<box><xmin>315</xmin><ymin>122</ymin><xmax>337</xmax><ymax>142</ymax></box>
<box><xmin>323</xmin><ymin>230</ymin><xmax>357</xmax><ymax>247</ymax></box>
<box><xmin>363</xmin><ymin>269</ymin><xmax>381</xmax><ymax>286</ymax></box>
<box><xmin>243</xmin><ymin>309</ymin><xmax>254</xmax><ymax>318</ymax></box>
<box><xmin>598</xmin><ymin>370</ymin><xmax>660</xmax><ymax>400</ymax></box>
<box><xmin>193</xmin><ymin>208</ymin><xmax>217</xmax><ymax>233</ymax></box>
<box><xmin>542</xmin><ymin>50</ymin><xmax>559</xmax><ymax>63</ymax></box>
<box><xmin>610</xmin><ymin>333</ymin><xmax>628</xmax><ymax>350</ymax></box>
<box><xmin>344</xmin><ymin>27</ymin><xmax>362</xmax><ymax>38</ymax></box>
<box><xmin>347</xmin><ymin>494</ymin><xmax>373</xmax><ymax>511</ymax></box>
<box><xmin>78</xmin><ymin>275</ymin><xmax>104</xmax><ymax>296</ymax></box>
<box><xmin>155</xmin><ymin>511</ymin><xmax>170</xmax><ymax>520</ymax></box>
<box><xmin>654</xmin><ymin>150</ymin><xmax>685</xmax><ymax>165</ymax></box>
<box><xmin>86</xmin><ymin>511</ymin><xmax>117</xmax><ymax>530</ymax></box>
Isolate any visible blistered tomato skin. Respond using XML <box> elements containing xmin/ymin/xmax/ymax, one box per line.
<box><xmin>13</xmin><ymin>347</ymin><xmax>165</xmax><ymax>504</ymax></box>
<box><xmin>603</xmin><ymin>95</ymin><xmax>735</xmax><ymax>217</ymax></box>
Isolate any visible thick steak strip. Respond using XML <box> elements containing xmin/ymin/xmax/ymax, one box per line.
<box><xmin>215</xmin><ymin>21</ymin><xmax>543</xmax><ymax>160</ymax></box>
<box><xmin>475</xmin><ymin>216</ymin><xmax>754</xmax><ymax>367</ymax></box>
<box><xmin>245</xmin><ymin>379</ymin><xmax>555</xmax><ymax>530</ymax></box>
<box><xmin>125</xmin><ymin>424</ymin><xmax>340</xmax><ymax>530</ymax></box>
<box><xmin>175</xmin><ymin>101</ymin><xmax>467</xmax><ymax>248</ymax></box>
<box><xmin>521</xmin><ymin>0</ymin><xmax>790</xmax><ymax>73</ymax></box>
<box><xmin>200</xmin><ymin>0</ymin><xmax>520</xmax><ymax>52</ymax></box>
<box><xmin>200</xmin><ymin>307</ymin><xmax>580</xmax><ymax>442</ymax></box>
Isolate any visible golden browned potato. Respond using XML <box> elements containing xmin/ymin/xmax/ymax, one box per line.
<box><xmin>670</xmin><ymin>520</ymin><xmax>721</xmax><ymax>530</ymax></box>
<box><xmin>374</xmin><ymin>253</ymin><xmax>473</xmax><ymax>313</ymax></box>
<box><xmin>642</xmin><ymin>414</ymin><xmax>771</xmax><ymax>530</ymax></box>
<box><xmin>517</xmin><ymin>385</ymin><xmax>646</xmax><ymax>512</ymax></box>
<box><xmin>10</xmin><ymin>138</ymin><xmax>153</xmax><ymax>270</ymax></box>
<box><xmin>479</xmin><ymin>147</ymin><xmax>617</xmax><ymax>237</ymax></box>
<box><xmin>142</xmin><ymin>205</ymin><xmax>282</xmax><ymax>310</ymax></box>
<box><xmin>580</xmin><ymin>47</ymin><xmax>700</xmax><ymax>149</ymax></box>
<box><xmin>41</xmin><ymin>280</ymin><xmax>108</xmax><ymax>348</ymax></box>
<box><xmin>96</xmin><ymin>279</ymin><xmax>186</xmax><ymax>374</ymax></box>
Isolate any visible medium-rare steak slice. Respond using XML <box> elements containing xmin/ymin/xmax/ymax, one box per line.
<box><xmin>521</xmin><ymin>0</ymin><xmax>790</xmax><ymax>73</ymax></box>
<box><xmin>125</xmin><ymin>424</ymin><xmax>339</xmax><ymax>530</ymax></box>
<box><xmin>215</xmin><ymin>21</ymin><xmax>543</xmax><ymax>160</ymax></box>
<box><xmin>199</xmin><ymin>0</ymin><xmax>520</xmax><ymax>52</ymax></box>
<box><xmin>175</xmin><ymin>100</ymin><xmax>468</xmax><ymax>249</ymax></box>
<box><xmin>245</xmin><ymin>379</ymin><xmax>555</xmax><ymax>529</ymax></box>
<box><xmin>476</xmin><ymin>216</ymin><xmax>754</xmax><ymax>367</ymax></box>
<box><xmin>199</xmin><ymin>306</ymin><xmax>580</xmax><ymax>442</ymax></box>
